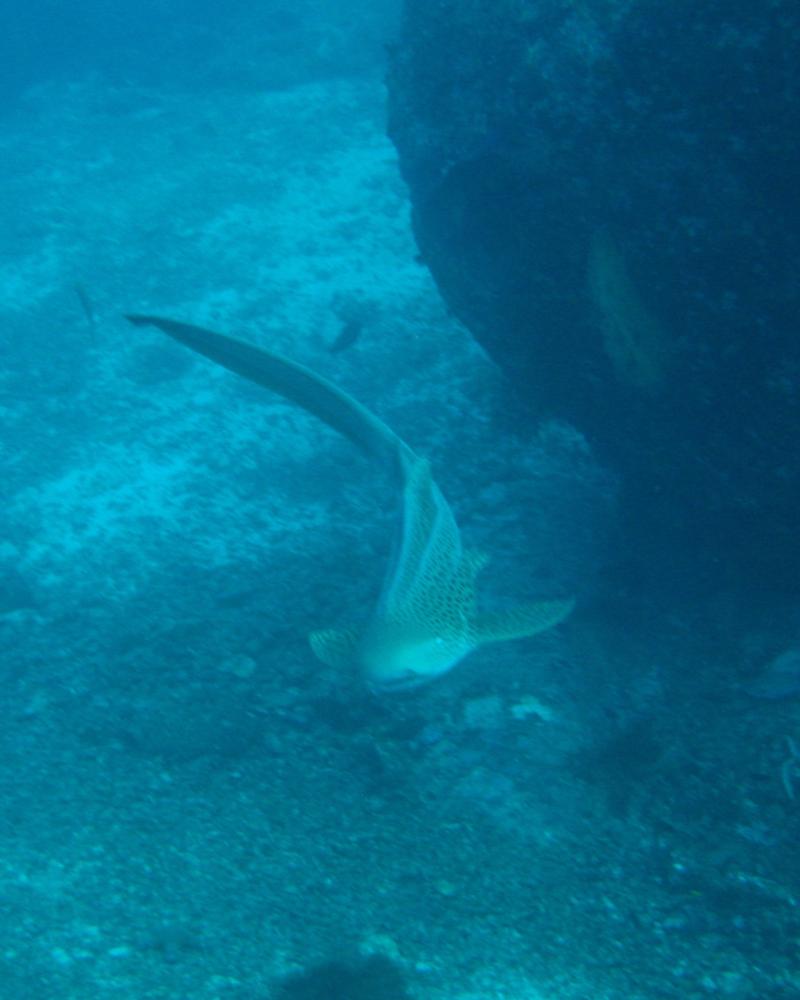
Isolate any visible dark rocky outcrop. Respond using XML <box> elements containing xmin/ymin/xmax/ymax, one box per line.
<box><xmin>387</xmin><ymin>0</ymin><xmax>800</xmax><ymax>593</ymax></box>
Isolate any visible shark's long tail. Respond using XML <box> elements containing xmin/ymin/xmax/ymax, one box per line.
<box><xmin>125</xmin><ymin>314</ymin><xmax>415</xmax><ymax>480</ymax></box>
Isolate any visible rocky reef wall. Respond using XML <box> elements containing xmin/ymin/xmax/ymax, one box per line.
<box><xmin>387</xmin><ymin>0</ymin><xmax>800</xmax><ymax>591</ymax></box>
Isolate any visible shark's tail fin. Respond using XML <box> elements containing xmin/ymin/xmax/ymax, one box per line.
<box><xmin>126</xmin><ymin>314</ymin><xmax>415</xmax><ymax>479</ymax></box>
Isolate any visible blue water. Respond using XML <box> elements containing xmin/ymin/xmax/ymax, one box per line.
<box><xmin>0</xmin><ymin>1</ymin><xmax>397</xmax><ymax>100</ymax></box>
<box><xmin>0</xmin><ymin>3</ymin><xmax>798</xmax><ymax>999</ymax></box>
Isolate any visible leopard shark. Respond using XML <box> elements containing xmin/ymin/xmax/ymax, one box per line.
<box><xmin>126</xmin><ymin>314</ymin><xmax>573</xmax><ymax>691</ymax></box>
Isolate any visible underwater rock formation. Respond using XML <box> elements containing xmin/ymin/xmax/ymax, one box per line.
<box><xmin>387</xmin><ymin>0</ymin><xmax>800</xmax><ymax>591</ymax></box>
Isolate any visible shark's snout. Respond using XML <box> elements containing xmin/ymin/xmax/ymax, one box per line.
<box><xmin>360</xmin><ymin>630</ymin><xmax>474</xmax><ymax>693</ymax></box>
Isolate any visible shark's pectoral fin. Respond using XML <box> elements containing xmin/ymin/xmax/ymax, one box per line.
<box><xmin>471</xmin><ymin>597</ymin><xmax>575</xmax><ymax>646</ymax></box>
<box><xmin>309</xmin><ymin>625</ymin><xmax>363</xmax><ymax>668</ymax></box>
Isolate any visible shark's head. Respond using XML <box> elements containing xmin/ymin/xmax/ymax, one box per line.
<box><xmin>358</xmin><ymin>620</ymin><xmax>476</xmax><ymax>693</ymax></box>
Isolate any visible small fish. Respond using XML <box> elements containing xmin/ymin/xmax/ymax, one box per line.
<box><xmin>74</xmin><ymin>283</ymin><xmax>97</xmax><ymax>340</ymax></box>
<box><xmin>744</xmin><ymin>646</ymin><xmax>800</xmax><ymax>700</ymax></box>
<box><xmin>328</xmin><ymin>317</ymin><xmax>363</xmax><ymax>353</ymax></box>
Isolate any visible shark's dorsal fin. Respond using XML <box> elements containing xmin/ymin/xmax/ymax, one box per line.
<box><xmin>126</xmin><ymin>314</ymin><xmax>573</xmax><ymax>691</ymax></box>
<box><xmin>379</xmin><ymin>457</ymin><xmax>462</xmax><ymax>620</ymax></box>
